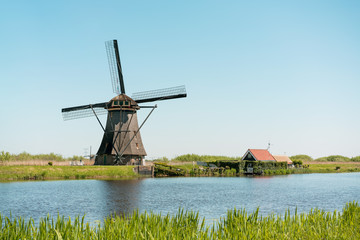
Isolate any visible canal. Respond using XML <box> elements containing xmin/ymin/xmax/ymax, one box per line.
<box><xmin>0</xmin><ymin>172</ymin><xmax>359</xmax><ymax>223</ymax></box>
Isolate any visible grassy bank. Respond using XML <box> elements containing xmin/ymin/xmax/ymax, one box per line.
<box><xmin>262</xmin><ymin>162</ymin><xmax>360</xmax><ymax>175</ymax></box>
<box><xmin>305</xmin><ymin>162</ymin><xmax>360</xmax><ymax>173</ymax></box>
<box><xmin>0</xmin><ymin>166</ymin><xmax>138</xmax><ymax>181</ymax></box>
<box><xmin>154</xmin><ymin>161</ymin><xmax>360</xmax><ymax>177</ymax></box>
<box><xmin>1</xmin><ymin>202</ymin><xmax>358</xmax><ymax>239</ymax></box>
<box><xmin>1</xmin><ymin>162</ymin><xmax>359</xmax><ymax>181</ymax></box>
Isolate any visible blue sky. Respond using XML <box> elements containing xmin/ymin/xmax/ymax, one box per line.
<box><xmin>1</xmin><ymin>0</ymin><xmax>359</xmax><ymax>159</ymax></box>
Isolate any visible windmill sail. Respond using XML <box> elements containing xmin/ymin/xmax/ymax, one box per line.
<box><xmin>61</xmin><ymin>39</ymin><xmax>187</xmax><ymax>166</ymax></box>
<box><xmin>61</xmin><ymin>102</ymin><xmax>108</xmax><ymax>120</ymax></box>
<box><xmin>132</xmin><ymin>85</ymin><xmax>187</xmax><ymax>103</ymax></box>
<box><xmin>105</xmin><ymin>40</ymin><xmax>125</xmax><ymax>94</ymax></box>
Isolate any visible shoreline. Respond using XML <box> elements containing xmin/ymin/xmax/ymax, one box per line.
<box><xmin>1</xmin><ymin>162</ymin><xmax>360</xmax><ymax>182</ymax></box>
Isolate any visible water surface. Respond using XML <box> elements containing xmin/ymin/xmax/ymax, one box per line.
<box><xmin>0</xmin><ymin>173</ymin><xmax>359</xmax><ymax>223</ymax></box>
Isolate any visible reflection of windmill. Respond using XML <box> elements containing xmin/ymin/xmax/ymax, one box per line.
<box><xmin>61</xmin><ymin>40</ymin><xmax>187</xmax><ymax>165</ymax></box>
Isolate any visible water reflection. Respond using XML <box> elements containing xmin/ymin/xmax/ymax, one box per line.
<box><xmin>97</xmin><ymin>179</ymin><xmax>143</xmax><ymax>216</ymax></box>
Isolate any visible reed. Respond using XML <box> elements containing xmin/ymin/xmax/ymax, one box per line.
<box><xmin>1</xmin><ymin>202</ymin><xmax>359</xmax><ymax>239</ymax></box>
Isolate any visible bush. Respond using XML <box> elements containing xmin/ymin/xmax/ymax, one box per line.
<box><xmin>153</xmin><ymin>157</ymin><xmax>169</xmax><ymax>162</ymax></box>
<box><xmin>243</xmin><ymin>161</ymin><xmax>288</xmax><ymax>175</ymax></box>
<box><xmin>172</xmin><ymin>154</ymin><xmax>240</xmax><ymax>162</ymax></box>
<box><xmin>290</xmin><ymin>155</ymin><xmax>313</xmax><ymax>162</ymax></box>
<box><xmin>292</xmin><ymin>160</ymin><xmax>303</xmax><ymax>166</ymax></box>
<box><xmin>315</xmin><ymin>155</ymin><xmax>351</xmax><ymax>162</ymax></box>
<box><xmin>214</xmin><ymin>160</ymin><xmax>241</xmax><ymax>173</ymax></box>
<box><xmin>48</xmin><ymin>162</ymin><xmax>53</xmax><ymax>166</ymax></box>
<box><xmin>0</xmin><ymin>151</ymin><xmax>11</xmax><ymax>162</ymax></box>
<box><xmin>350</xmin><ymin>156</ymin><xmax>360</xmax><ymax>162</ymax></box>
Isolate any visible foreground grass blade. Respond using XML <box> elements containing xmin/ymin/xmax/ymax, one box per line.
<box><xmin>0</xmin><ymin>201</ymin><xmax>359</xmax><ymax>239</ymax></box>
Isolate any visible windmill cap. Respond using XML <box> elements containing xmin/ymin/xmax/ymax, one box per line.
<box><xmin>108</xmin><ymin>94</ymin><xmax>139</xmax><ymax>110</ymax></box>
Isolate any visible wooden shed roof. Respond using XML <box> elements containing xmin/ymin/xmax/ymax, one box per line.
<box><xmin>273</xmin><ymin>155</ymin><xmax>293</xmax><ymax>164</ymax></box>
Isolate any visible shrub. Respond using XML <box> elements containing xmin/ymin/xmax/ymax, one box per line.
<box><xmin>172</xmin><ymin>154</ymin><xmax>240</xmax><ymax>162</ymax></box>
<box><xmin>290</xmin><ymin>154</ymin><xmax>313</xmax><ymax>162</ymax></box>
<box><xmin>292</xmin><ymin>160</ymin><xmax>303</xmax><ymax>166</ymax></box>
<box><xmin>243</xmin><ymin>161</ymin><xmax>288</xmax><ymax>175</ymax></box>
<box><xmin>350</xmin><ymin>156</ymin><xmax>360</xmax><ymax>162</ymax></box>
<box><xmin>48</xmin><ymin>162</ymin><xmax>53</xmax><ymax>166</ymax></box>
<box><xmin>153</xmin><ymin>157</ymin><xmax>169</xmax><ymax>162</ymax></box>
<box><xmin>315</xmin><ymin>155</ymin><xmax>350</xmax><ymax>162</ymax></box>
<box><xmin>0</xmin><ymin>151</ymin><xmax>11</xmax><ymax>162</ymax></box>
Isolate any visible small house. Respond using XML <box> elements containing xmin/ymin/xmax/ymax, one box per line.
<box><xmin>242</xmin><ymin>149</ymin><xmax>293</xmax><ymax>174</ymax></box>
<box><xmin>242</xmin><ymin>149</ymin><xmax>275</xmax><ymax>174</ymax></box>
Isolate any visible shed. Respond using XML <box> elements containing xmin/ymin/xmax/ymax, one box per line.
<box><xmin>273</xmin><ymin>155</ymin><xmax>293</xmax><ymax>165</ymax></box>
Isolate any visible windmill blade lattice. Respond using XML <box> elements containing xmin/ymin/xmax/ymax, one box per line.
<box><xmin>105</xmin><ymin>40</ymin><xmax>124</xmax><ymax>95</ymax></box>
<box><xmin>61</xmin><ymin>103</ymin><xmax>108</xmax><ymax>121</ymax></box>
<box><xmin>132</xmin><ymin>85</ymin><xmax>187</xmax><ymax>103</ymax></box>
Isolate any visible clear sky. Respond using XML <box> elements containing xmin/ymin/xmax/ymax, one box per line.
<box><xmin>1</xmin><ymin>0</ymin><xmax>359</xmax><ymax>159</ymax></box>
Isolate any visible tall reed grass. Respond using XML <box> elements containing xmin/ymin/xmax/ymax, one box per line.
<box><xmin>1</xmin><ymin>202</ymin><xmax>359</xmax><ymax>239</ymax></box>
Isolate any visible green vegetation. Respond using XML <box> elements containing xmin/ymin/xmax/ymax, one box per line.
<box><xmin>290</xmin><ymin>154</ymin><xmax>313</xmax><ymax>162</ymax></box>
<box><xmin>154</xmin><ymin>163</ymin><xmax>187</xmax><ymax>177</ymax></box>
<box><xmin>2</xmin><ymin>152</ymin><xmax>360</xmax><ymax>180</ymax></box>
<box><xmin>315</xmin><ymin>155</ymin><xmax>351</xmax><ymax>162</ymax></box>
<box><xmin>306</xmin><ymin>163</ymin><xmax>360</xmax><ymax>173</ymax></box>
<box><xmin>0</xmin><ymin>166</ymin><xmax>137</xmax><ymax>181</ymax></box>
<box><xmin>154</xmin><ymin>162</ymin><xmax>238</xmax><ymax>177</ymax></box>
<box><xmin>0</xmin><ymin>151</ymin><xmax>11</xmax><ymax>161</ymax></box>
<box><xmin>167</xmin><ymin>154</ymin><xmax>241</xmax><ymax>162</ymax></box>
<box><xmin>0</xmin><ymin>151</ymin><xmax>84</xmax><ymax>162</ymax></box>
<box><xmin>243</xmin><ymin>161</ymin><xmax>288</xmax><ymax>175</ymax></box>
<box><xmin>292</xmin><ymin>159</ymin><xmax>303</xmax><ymax>166</ymax></box>
<box><xmin>290</xmin><ymin>154</ymin><xmax>360</xmax><ymax>162</ymax></box>
<box><xmin>351</xmin><ymin>156</ymin><xmax>360</xmax><ymax>162</ymax></box>
<box><xmin>153</xmin><ymin>159</ymin><xmax>360</xmax><ymax>177</ymax></box>
<box><xmin>1</xmin><ymin>202</ymin><xmax>359</xmax><ymax>239</ymax></box>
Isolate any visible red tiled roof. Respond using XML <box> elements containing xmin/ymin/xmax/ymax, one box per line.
<box><xmin>248</xmin><ymin>149</ymin><xmax>275</xmax><ymax>161</ymax></box>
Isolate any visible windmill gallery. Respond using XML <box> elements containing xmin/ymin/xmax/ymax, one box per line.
<box><xmin>62</xmin><ymin>40</ymin><xmax>187</xmax><ymax>166</ymax></box>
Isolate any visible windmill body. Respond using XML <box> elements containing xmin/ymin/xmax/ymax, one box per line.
<box><xmin>61</xmin><ymin>40</ymin><xmax>186</xmax><ymax>165</ymax></box>
<box><xmin>95</xmin><ymin>94</ymin><xmax>146</xmax><ymax>165</ymax></box>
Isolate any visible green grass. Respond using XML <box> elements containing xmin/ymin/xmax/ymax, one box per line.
<box><xmin>306</xmin><ymin>163</ymin><xmax>360</xmax><ymax>173</ymax></box>
<box><xmin>0</xmin><ymin>151</ymin><xmax>85</xmax><ymax>162</ymax></box>
<box><xmin>0</xmin><ymin>165</ymin><xmax>138</xmax><ymax>181</ymax></box>
<box><xmin>153</xmin><ymin>161</ymin><xmax>360</xmax><ymax>177</ymax></box>
<box><xmin>1</xmin><ymin>202</ymin><xmax>359</xmax><ymax>239</ymax></box>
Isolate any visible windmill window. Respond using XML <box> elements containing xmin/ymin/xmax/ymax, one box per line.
<box><xmin>120</xmin><ymin>101</ymin><xmax>130</xmax><ymax>106</ymax></box>
<box><xmin>113</xmin><ymin>100</ymin><xmax>120</xmax><ymax>106</ymax></box>
<box><xmin>136</xmin><ymin>143</ymin><xmax>139</xmax><ymax>149</ymax></box>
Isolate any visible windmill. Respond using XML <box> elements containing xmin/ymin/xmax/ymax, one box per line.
<box><xmin>61</xmin><ymin>40</ymin><xmax>187</xmax><ymax>165</ymax></box>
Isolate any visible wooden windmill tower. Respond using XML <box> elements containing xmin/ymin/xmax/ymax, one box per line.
<box><xmin>61</xmin><ymin>40</ymin><xmax>187</xmax><ymax>165</ymax></box>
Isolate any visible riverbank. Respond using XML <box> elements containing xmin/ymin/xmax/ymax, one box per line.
<box><xmin>1</xmin><ymin>201</ymin><xmax>358</xmax><ymax>239</ymax></box>
<box><xmin>1</xmin><ymin>161</ymin><xmax>360</xmax><ymax>181</ymax></box>
<box><xmin>0</xmin><ymin>165</ymin><xmax>138</xmax><ymax>181</ymax></box>
<box><xmin>154</xmin><ymin>161</ymin><xmax>360</xmax><ymax>177</ymax></box>
<box><xmin>304</xmin><ymin>161</ymin><xmax>360</xmax><ymax>173</ymax></box>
